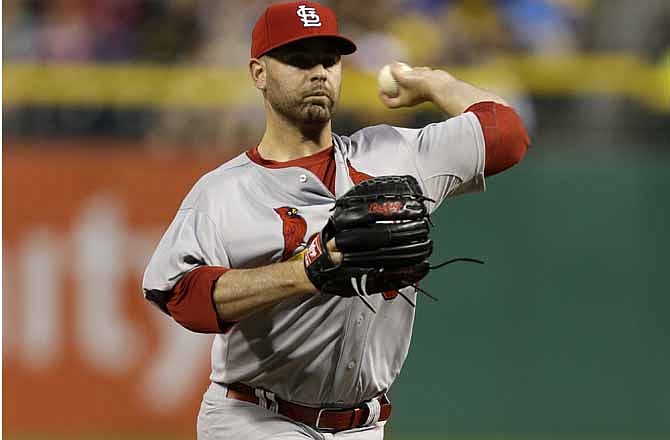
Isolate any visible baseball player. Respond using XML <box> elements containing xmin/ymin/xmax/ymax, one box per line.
<box><xmin>142</xmin><ymin>2</ymin><xmax>529</xmax><ymax>439</ymax></box>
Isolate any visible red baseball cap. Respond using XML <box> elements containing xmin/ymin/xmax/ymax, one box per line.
<box><xmin>251</xmin><ymin>1</ymin><xmax>357</xmax><ymax>58</ymax></box>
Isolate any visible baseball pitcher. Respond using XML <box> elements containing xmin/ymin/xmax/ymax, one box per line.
<box><xmin>143</xmin><ymin>2</ymin><xmax>530</xmax><ymax>439</ymax></box>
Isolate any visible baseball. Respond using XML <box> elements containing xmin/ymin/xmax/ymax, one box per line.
<box><xmin>378</xmin><ymin>62</ymin><xmax>412</xmax><ymax>98</ymax></box>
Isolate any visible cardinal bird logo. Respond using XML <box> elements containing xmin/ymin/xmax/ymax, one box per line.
<box><xmin>274</xmin><ymin>207</ymin><xmax>308</xmax><ymax>261</ymax></box>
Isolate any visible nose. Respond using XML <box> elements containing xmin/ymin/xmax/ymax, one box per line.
<box><xmin>309</xmin><ymin>63</ymin><xmax>327</xmax><ymax>81</ymax></box>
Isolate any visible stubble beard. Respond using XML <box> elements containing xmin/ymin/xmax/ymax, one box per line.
<box><xmin>267</xmin><ymin>87</ymin><xmax>337</xmax><ymax>127</ymax></box>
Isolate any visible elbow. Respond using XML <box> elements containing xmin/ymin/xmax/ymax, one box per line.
<box><xmin>166</xmin><ymin>295</ymin><xmax>224</xmax><ymax>333</ymax></box>
<box><xmin>166</xmin><ymin>266</ymin><xmax>235</xmax><ymax>334</ymax></box>
<box><xmin>504</xmin><ymin>121</ymin><xmax>530</xmax><ymax>167</ymax></box>
<box><xmin>483</xmin><ymin>130</ymin><xmax>529</xmax><ymax>176</ymax></box>
<box><xmin>469</xmin><ymin>102</ymin><xmax>530</xmax><ymax>177</ymax></box>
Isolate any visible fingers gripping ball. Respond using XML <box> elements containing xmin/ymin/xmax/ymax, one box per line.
<box><xmin>377</xmin><ymin>62</ymin><xmax>412</xmax><ymax>98</ymax></box>
<box><xmin>304</xmin><ymin>175</ymin><xmax>433</xmax><ymax>303</ymax></box>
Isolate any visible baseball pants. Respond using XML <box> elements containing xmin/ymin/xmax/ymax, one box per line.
<box><xmin>197</xmin><ymin>382</ymin><xmax>385</xmax><ymax>440</ymax></box>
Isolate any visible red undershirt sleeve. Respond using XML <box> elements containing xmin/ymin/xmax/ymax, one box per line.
<box><xmin>167</xmin><ymin>266</ymin><xmax>236</xmax><ymax>334</ymax></box>
<box><xmin>466</xmin><ymin>101</ymin><xmax>531</xmax><ymax>177</ymax></box>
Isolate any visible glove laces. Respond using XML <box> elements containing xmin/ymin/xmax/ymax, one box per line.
<box><xmin>398</xmin><ymin>257</ymin><xmax>486</xmax><ymax>308</ymax></box>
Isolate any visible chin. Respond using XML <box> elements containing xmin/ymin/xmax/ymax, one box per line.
<box><xmin>303</xmin><ymin>104</ymin><xmax>333</xmax><ymax>123</ymax></box>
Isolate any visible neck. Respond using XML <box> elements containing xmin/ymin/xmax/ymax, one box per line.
<box><xmin>257</xmin><ymin>103</ymin><xmax>333</xmax><ymax>162</ymax></box>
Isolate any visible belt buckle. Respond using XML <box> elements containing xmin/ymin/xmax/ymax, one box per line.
<box><xmin>314</xmin><ymin>406</ymin><xmax>348</xmax><ymax>432</ymax></box>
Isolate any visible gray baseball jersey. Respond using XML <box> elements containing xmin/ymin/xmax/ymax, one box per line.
<box><xmin>142</xmin><ymin>112</ymin><xmax>485</xmax><ymax>407</ymax></box>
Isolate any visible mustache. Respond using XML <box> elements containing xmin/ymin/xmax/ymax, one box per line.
<box><xmin>303</xmin><ymin>87</ymin><xmax>333</xmax><ymax>99</ymax></box>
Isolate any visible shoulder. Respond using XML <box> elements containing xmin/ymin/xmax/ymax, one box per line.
<box><xmin>333</xmin><ymin>126</ymin><xmax>418</xmax><ymax>178</ymax></box>
<box><xmin>336</xmin><ymin>125</ymin><xmax>408</xmax><ymax>156</ymax></box>
<box><xmin>334</xmin><ymin>125</ymin><xmax>415</xmax><ymax>167</ymax></box>
<box><xmin>180</xmin><ymin>151</ymin><xmax>255</xmax><ymax>212</ymax></box>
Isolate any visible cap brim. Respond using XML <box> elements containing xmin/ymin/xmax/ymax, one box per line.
<box><xmin>316</xmin><ymin>35</ymin><xmax>357</xmax><ymax>55</ymax></box>
<box><xmin>258</xmin><ymin>34</ymin><xmax>357</xmax><ymax>58</ymax></box>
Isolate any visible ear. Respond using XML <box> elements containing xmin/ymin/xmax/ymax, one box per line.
<box><xmin>249</xmin><ymin>57</ymin><xmax>267</xmax><ymax>91</ymax></box>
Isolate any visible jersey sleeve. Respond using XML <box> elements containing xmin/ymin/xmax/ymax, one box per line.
<box><xmin>142</xmin><ymin>207</ymin><xmax>230</xmax><ymax>296</ymax></box>
<box><xmin>394</xmin><ymin>111</ymin><xmax>486</xmax><ymax>208</ymax></box>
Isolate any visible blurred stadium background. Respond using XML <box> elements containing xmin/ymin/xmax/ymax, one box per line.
<box><xmin>3</xmin><ymin>0</ymin><xmax>669</xmax><ymax>439</ymax></box>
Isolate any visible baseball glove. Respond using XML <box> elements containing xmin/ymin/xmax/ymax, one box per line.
<box><xmin>304</xmin><ymin>175</ymin><xmax>433</xmax><ymax>310</ymax></box>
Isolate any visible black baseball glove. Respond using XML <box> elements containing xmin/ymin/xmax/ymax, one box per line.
<box><xmin>304</xmin><ymin>175</ymin><xmax>433</xmax><ymax>308</ymax></box>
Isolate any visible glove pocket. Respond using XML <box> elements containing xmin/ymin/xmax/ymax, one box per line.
<box><xmin>342</xmin><ymin>239</ymin><xmax>433</xmax><ymax>268</ymax></box>
<box><xmin>335</xmin><ymin>219</ymin><xmax>429</xmax><ymax>252</ymax></box>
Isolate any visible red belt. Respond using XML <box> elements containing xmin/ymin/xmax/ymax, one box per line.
<box><xmin>223</xmin><ymin>382</ymin><xmax>392</xmax><ymax>432</ymax></box>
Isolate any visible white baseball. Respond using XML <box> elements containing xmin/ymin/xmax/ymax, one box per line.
<box><xmin>377</xmin><ymin>63</ymin><xmax>412</xmax><ymax>98</ymax></box>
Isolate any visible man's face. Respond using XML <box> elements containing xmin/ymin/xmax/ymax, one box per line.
<box><xmin>262</xmin><ymin>38</ymin><xmax>342</xmax><ymax>125</ymax></box>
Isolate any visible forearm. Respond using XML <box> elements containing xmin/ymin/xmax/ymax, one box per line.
<box><xmin>427</xmin><ymin>70</ymin><xmax>509</xmax><ymax>116</ymax></box>
<box><xmin>213</xmin><ymin>258</ymin><xmax>317</xmax><ymax>321</ymax></box>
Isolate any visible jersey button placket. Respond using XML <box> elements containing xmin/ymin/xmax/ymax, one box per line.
<box><xmin>333</xmin><ymin>301</ymin><xmax>372</xmax><ymax>398</ymax></box>
<box><xmin>346</xmin><ymin>315</ymin><xmax>364</xmax><ymax>372</ymax></box>
<box><xmin>347</xmin><ymin>313</ymin><xmax>367</xmax><ymax>374</ymax></box>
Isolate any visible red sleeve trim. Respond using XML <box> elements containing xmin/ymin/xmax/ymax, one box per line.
<box><xmin>466</xmin><ymin>101</ymin><xmax>530</xmax><ymax>177</ymax></box>
<box><xmin>167</xmin><ymin>266</ymin><xmax>236</xmax><ymax>334</ymax></box>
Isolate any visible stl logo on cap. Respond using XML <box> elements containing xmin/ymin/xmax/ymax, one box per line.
<box><xmin>250</xmin><ymin>1</ymin><xmax>356</xmax><ymax>58</ymax></box>
<box><xmin>297</xmin><ymin>4</ymin><xmax>322</xmax><ymax>27</ymax></box>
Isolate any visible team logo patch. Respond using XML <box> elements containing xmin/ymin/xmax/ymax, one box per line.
<box><xmin>275</xmin><ymin>207</ymin><xmax>308</xmax><ymax>261</ymax></box>
<box><xmin>369</xmin><ymin>200</ymin><xmax>404</xmax><ymax>216</ymax></box>
<box><xmin>296</xmin><ymin>5</ymin><xmax>322</xmax><ymax>27</ymax></box>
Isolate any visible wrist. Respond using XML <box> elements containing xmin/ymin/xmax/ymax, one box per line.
<box><xmin>291</xmin><ymin>257</ymin><xmax>319</xmax><ymax>295</ymax></box>
<box><xmin>426</xmin><ymin>70</ymin><xmax>458</xmax><ymax>102</ymax></box>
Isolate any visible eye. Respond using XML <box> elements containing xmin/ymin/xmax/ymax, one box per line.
<box><xmin>287</xmin><ymin>54</ymin><xmax>314</xmax><ymax>69</ymax></box>
<box><xmin>273</xmin><ymin>49</ymin><xmax>340</xmax><ymax>70</ymax></box>
<box><xmin>322</xmin><ymin>54</ymin><xmax>341</xmax><ymax>68</ymax></box>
